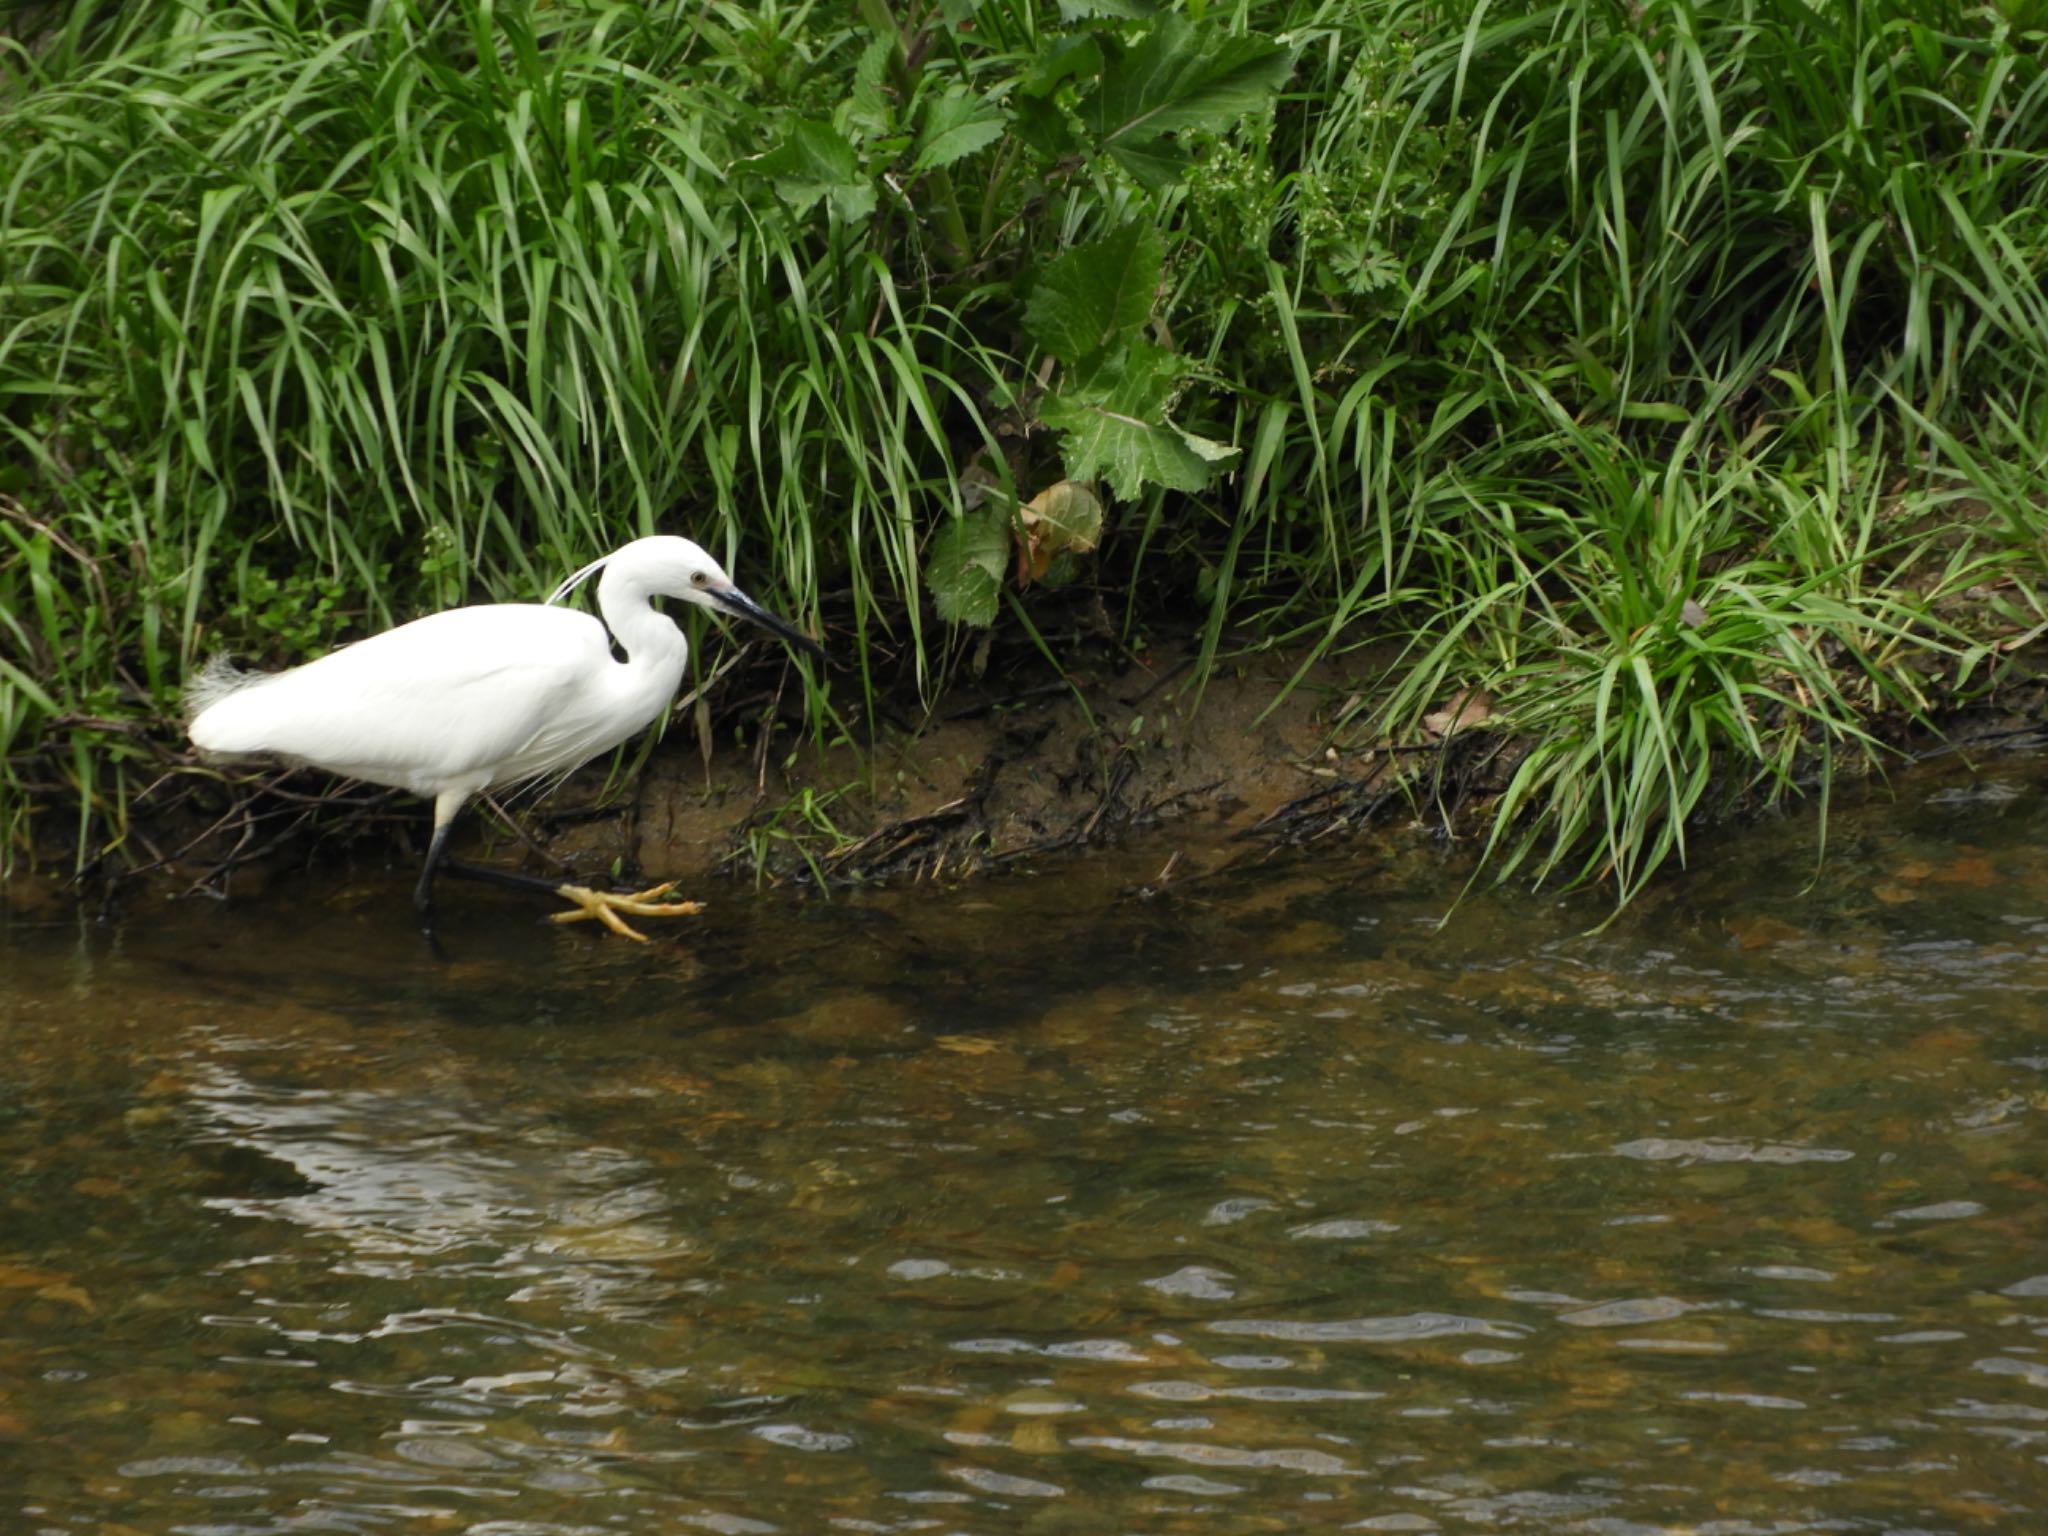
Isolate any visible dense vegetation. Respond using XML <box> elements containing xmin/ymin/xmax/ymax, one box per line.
<box><xmin>3</xmin><ymin>0</ymin><xmax>2046</xmax><ymax>901</ymax></box>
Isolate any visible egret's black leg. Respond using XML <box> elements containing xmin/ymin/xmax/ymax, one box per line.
<box><xmin>413</xmin><ymin>788</ymin><xmax>700</xmax><ymax>942</ymax></box>
<box><xmin>414</xmin><ymin>818</ymin><xmax>454</xmax><ymax>939</ymax></box>
<box><xmin>440</xmin><ymin>859</ymin><xmax>602</xmax><ymax>898</ymax></box>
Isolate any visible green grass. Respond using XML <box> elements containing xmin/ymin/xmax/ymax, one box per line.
<box><xmin>3</xmin><ymin>0</ymin><xmax>2046</xmax><ymax>906</ymax></box>
<box><xmin>1217</xmin><ymin>0</ymin><xmax>2048</xmax><ymax>903</ymax></box>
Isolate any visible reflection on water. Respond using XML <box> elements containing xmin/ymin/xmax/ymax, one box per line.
<box><xmin>5</xmin><ymin>757</ymin><xmax>2048</xmax><ymax>1531</ymax></box>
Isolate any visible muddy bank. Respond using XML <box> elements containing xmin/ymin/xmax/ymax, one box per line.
<box><xmin>10</xmin><ymin>630</ymin><xmax>2048</xmax><ymax>920</ymax></box>
<box><xmin>3</xmin><ymin>634</ymin><xmax>1425</xmax><ymax>918</ymax></box>
<box><xmin>553</xmin><ymin>639</ymin><xmax>1415</xmax><ymax>889</ymax></box>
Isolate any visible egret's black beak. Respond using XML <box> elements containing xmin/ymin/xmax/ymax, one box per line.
<box><xmin>713</xmin><ymin>585</ymin><xmax>827</xmax><ymax>665</ymax></box>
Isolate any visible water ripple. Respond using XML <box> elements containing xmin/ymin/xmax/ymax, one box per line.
<box><xmin>1613</xmin><ymin>1137</ymin><xmax>1854</xmax><ymax>1164</ymax></box>
<box><xmin>1072</xmin><ymin>1436</ymin><xmax>1356</xmax><ymax>1475</ymax></box>
<box><xmin>1208</xmin><ymin>1312</ymin><xmax>1529</xmax><ymax>1343</ymax></box>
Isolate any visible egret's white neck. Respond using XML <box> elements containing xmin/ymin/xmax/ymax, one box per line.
<box><xmin>595</xmin><ymin>561</ymin><xmax>689</xmax><ymax>681</ymax></box>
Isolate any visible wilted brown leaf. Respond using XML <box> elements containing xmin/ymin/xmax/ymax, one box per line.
<box><xmin>1421</xmin><ymin>688</ymin><xmax>1493</xmax><ymax>739</ymax></box>
<box><xmin>1013</xmin><ymin>480</ymin><xmax>1104</xmax><ymax>585</ymax></box>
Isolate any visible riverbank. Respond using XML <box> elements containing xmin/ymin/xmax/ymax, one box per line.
<box><xmin>10</xmin><ymin>622</ymin><xmax>2048</xmax><ymax>927</ymax></box>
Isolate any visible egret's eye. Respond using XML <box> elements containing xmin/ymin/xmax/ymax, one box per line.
<box><xmin>691</xmin><ymin>571</ymin><xmax>709</xmax><ymax>588</ymax></box>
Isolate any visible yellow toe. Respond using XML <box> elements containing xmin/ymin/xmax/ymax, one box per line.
<box><xmin>549</xmin><ymin>881</ymin><xmax>707</xmax><ymax>941</ymax></box>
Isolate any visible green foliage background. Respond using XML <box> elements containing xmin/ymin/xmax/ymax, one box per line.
<box><xmin>3</xmin><ymin>0</ymin><xmax>2046</xmax><ymax>901</ymax></box>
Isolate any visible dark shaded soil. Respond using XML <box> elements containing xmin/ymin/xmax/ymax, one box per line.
<box><xmin>565</xmin><ymin>638</ymin><xmax>1422</xmax><ymax>887</ymax></box>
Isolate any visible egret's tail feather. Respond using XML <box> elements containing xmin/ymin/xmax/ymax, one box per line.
<box><xmin>184</xmin><ymin>654</ymin><xmax>264</xmax><ymax>721</ymax></box>
<box><xmin>185</xmin><ymin>655</ymin><xmax>292</xmax><ymax>757</ymax></box>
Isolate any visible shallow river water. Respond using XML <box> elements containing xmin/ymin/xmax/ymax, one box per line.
<box><xmin>5</xmin><ymin>758</ymin><xmax>2048</xmax><ymax>1533</ymax></box>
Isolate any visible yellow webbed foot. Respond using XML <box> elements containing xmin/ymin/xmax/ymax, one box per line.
<box><xmin>548</xmin><ymin>881</ymin><xmax>706</xmax><ymax>942</ymax></box>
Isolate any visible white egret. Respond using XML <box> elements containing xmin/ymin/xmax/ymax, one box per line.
<box><xmin>187</xmin><ymin>535</ymin><xmax>823</xmax><ymax>940</ymax></box>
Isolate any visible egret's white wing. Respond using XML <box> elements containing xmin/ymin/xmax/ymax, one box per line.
<box><xmin>190</xmin><ymin>604</ymin><xmax>621</xmax><ymax>796</ymax></box>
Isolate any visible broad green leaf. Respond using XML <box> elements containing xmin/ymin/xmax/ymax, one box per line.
<box><xmin>1066</xmin><ymin>335</ymin><xmax>1185</xmax><ymax>417</ymax></box>
<box><xmin>1085</xmin><ymin>16</ymin><xmax>1294</xmax><ymax>172</ymax></box>
<box><xmin>1019</xmin><ymin>33</ymin><xmax>1105</xmax><ymax>97</ymax></box>
<box><xmin>753</xmin><ymin>120</ymin><xmax>876</xmax><ymax>221</ymax></box>
<box><xmin>1103</xmin><ymin>137</ymin><xmax>1189</xmax><ymax>191</ymax></box>
<box><xmin>1038</xmin><ymin>393</ymin><xmax>1234</xmax><ymax>499</ymax></box>
<box><xmin>1038</xmin><ymin>341</ymin><xmax>1238</xmax><ymax>496</ymax></box>
<box><xmin>755</xmin><ymin>119</ymin><xmax>854</xmax><ymax>193</ymax></box>
<box><xmin>846</xmin><ymin>38</ymin><xmax>897</xmax><ymax>137</ymax></box>
<box><xmin>1179</xmin><ymin>429</ymin><xmax>1240</xmax><ymax>463</ymax></box>
<box><xmin>926</xmin><ymin>506</ymin><xmax>1011</xmax><ymax>626</ymax></box>
<box><xmin>827</xmin><ymin>183</ymin><xmax>878</xmax><ymax>222</ymax></box>
<box><xmin>1011</xmin><ymin>95</ymin><xmax>1077</xmax><ymax>159</ymax></box>
<box><xmin>1022</xmin><ymin>224</ymin><xmax>1163</xmax><ymax>365</ymax></box>
<box><xmin>913</xmin><ymin>88</ymin><xmax>1006</xmax><ymax>175</ymax></box>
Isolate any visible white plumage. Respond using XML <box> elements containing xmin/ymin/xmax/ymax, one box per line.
<box><xmin>194</xmin><ymin>603</ymin><xmax>657</xmax><ymax>800</ymax></box>
<box><xmin>188</xmin><ymin>535</ymin><xmax>822</xmax><ymax>938</ymax></box>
